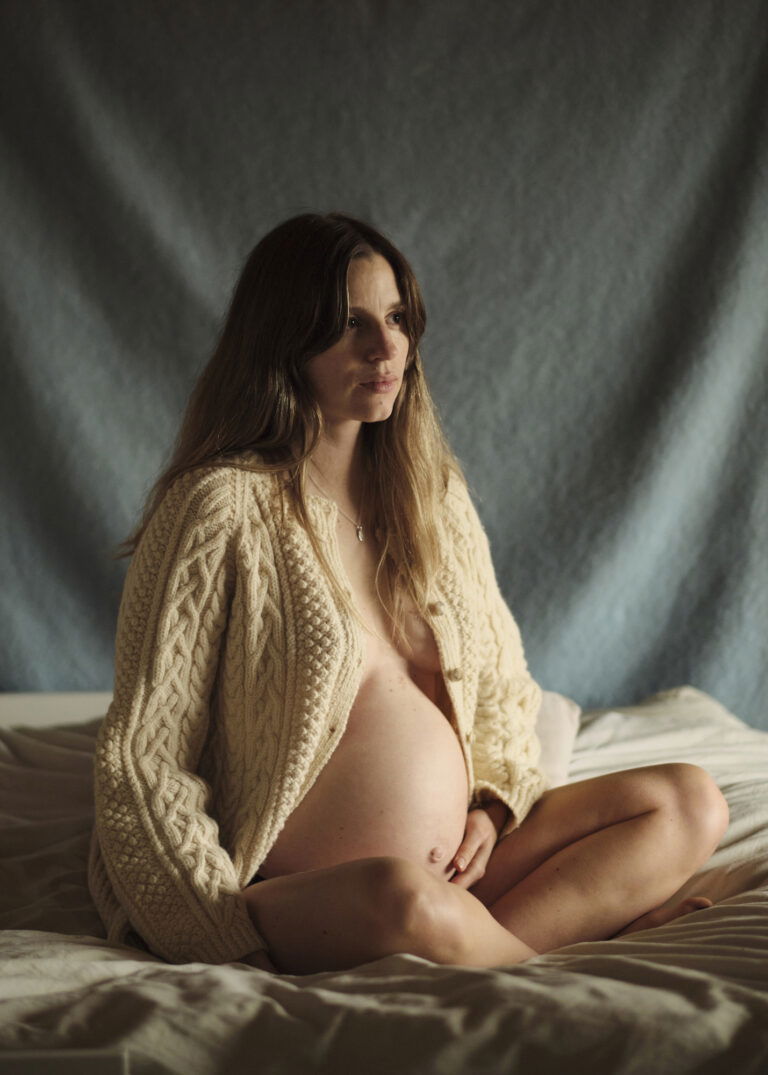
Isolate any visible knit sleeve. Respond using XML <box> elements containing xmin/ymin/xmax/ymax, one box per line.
<box><xmin>91</xmin><ymin>466</ymin><xmax>267</xmax><ymax>964</ymax></box>
<box><xmin>459</xmin><ymin>484</ymin><xmax>547</xmax><ymax>834</ymax></box>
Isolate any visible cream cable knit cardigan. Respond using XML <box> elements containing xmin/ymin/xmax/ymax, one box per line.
<box><xmin>89</xmin><ymin>457</ymin><xmax>545</xmax><ymax>965</ymax></box>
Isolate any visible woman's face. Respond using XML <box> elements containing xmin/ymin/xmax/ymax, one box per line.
<box><xmin>304</xmin><ymin>253</ymin><xmax>410</xmax><ymax>430</ymax></box>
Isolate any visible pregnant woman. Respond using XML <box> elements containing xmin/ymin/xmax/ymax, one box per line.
<box><xmin>89</xmin><ymin>212</ymin><xmax>728</xmax><ymax>975</ymax></box>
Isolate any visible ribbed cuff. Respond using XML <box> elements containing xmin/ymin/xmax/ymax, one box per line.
<box><xmin>472</xmin><ymin>768</ymin><xmax>546</xmax><ymax>841</ymax></box>
<box><xmin>213</xmin><ymin>903</ymin><xmax>271</xmax><ymax>964</ymax></box>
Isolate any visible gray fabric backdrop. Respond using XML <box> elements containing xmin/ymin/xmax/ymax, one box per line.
<box><xmin>2</xmin><ymin>1</ymin><xmax>766</xmax><ymax>729</ymax></box>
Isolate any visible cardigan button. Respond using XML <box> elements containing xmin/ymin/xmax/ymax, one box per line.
<box><xmin>427</xmin><ymin>601</ymin><xmax>444</xmax><ymax>615</ymax></box>
<box><xmin>464</xmin><ymin>731</ymin><xmax>471</xmax><ymax>743</ymax></box>
<box><xmin>445</xmin><ymin>668</ymin><xmax>463</xmax><ymax>682</ymax></box>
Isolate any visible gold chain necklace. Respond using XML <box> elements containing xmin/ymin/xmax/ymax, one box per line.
<box><xmin>308</xmin><ymin>471</ymin><xmax>365</xmax><ymax>542</ymax></box>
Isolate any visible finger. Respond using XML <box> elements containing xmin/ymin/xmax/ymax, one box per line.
<box><xmin>452</xmin><ymin>823</ymin><xmax>492</xmax><ymax>873</ymax></box>
<box><xmin>448</xmin><ymin>852</ymin><xmax>474</xmax><ymax>887</ymax></box>
<box><xmin>449</xmin><ymin>870</ymin><xmax>472</xmax><ymax>888</ymax></box>
<box><xmin>450</xmin><ymin>853</ymin><xmax>486</xmax><ymax>889</ymax></box>
<box><xmin>459</xmin><ymin>835</ymin><xmax>498</xmax><ymax>880</ymax></box>
<box><xmin>451</xmin><ymin>840</ymin><xmax>490</xmax><ymax>884</ymax></box>
<box><xmin>451</xmin><ymin>842</ymin><xmax>476</xmax><ymax>875</ymax></box>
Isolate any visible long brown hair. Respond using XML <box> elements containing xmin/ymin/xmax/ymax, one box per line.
<box><xmin>122</xmin><ymin>212</ymin><xmax>467</xmax><ymax>648</ymax></box>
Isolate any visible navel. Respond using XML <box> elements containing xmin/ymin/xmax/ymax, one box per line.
<box><xmin>428</xmin><ymin>845</ymin><xmax>445</xmax><ymax>863</ymax></box>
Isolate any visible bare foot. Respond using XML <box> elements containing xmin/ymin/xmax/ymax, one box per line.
<box><xmin>616</xmin><ymin>896</ymin><xmax>713</xmax><ymax>937</ymax></box>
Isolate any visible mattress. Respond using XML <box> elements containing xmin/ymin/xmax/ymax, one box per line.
<box><xmin>0</xmin><ymin>686</ymin><xmax>766</xmax><ymax>1074</ymax></box>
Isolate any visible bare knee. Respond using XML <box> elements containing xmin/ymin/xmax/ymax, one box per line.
<box><xmin>242</xmin><ymin>856</ymin><xmax>464</xmax><ymax>974</ymax></box>
<box><xmin>653</xmin><ymin>763</ymin><xmax>729</xmax><ymax>857</ymax></box>
<box><xmin>374</xmin><ymin>858</ymin><xmax>468</xmax><ymax>965</ymax></box>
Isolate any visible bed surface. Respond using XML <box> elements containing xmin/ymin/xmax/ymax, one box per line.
<box><xmin>1</xmin><ymin>687</ymin><xmax>767</xmax><ymax>1074</ymax></box>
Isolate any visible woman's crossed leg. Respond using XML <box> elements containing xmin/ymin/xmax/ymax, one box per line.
<box><xmin>241</xmin><ymin>762</ymin><xmax>728</xmax><ymax>974</ymax></box>
<box><xmin>240</xmin><ymin>855</ymin><xmax>535</xmax><ymax>975</ymax></box>
<box><xmin>468</xmin><ymin>762</ymin><xmax>728</xmax><ymax>952</ymax></box>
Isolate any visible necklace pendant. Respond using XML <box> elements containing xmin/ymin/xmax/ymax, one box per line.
<box><xmin>355</xmin><ymin>524</ymin><xmax>364</xmax><ymax>542</ymax></box>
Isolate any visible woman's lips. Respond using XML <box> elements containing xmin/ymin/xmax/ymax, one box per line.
<box><xmin>360</xmin><ymin>379</ymin><xmax>398</xmax><ymax>393</ymax></box>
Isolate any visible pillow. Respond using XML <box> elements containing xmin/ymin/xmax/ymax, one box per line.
<box><xmin>535</xmin><ymin>690</ymin><xmax>582</xmax><ymax>788</ymax></box>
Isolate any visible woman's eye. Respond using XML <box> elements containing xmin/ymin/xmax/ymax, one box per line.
<box><xmin>390</xmin><ymin>311</ymin><xmax>405</xmax><ymax>325</ymax></box>
<box><xmin>347</xmin><ymin>316</ymin><xmax>361</xmax><ymax>329</ymax></box>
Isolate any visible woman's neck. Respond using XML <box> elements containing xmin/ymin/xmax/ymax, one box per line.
<box><xmin>308</xmin><ymin>425</ymin><xmax>365</xmax><ymax>512</ymax></box>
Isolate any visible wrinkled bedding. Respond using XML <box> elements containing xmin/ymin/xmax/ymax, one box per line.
<box><xmin>1</xmin><ymin>687</ymin><xmax>767</xmax><ymax>1074</ymax></box>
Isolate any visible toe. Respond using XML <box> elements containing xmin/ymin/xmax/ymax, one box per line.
<box><xmin>679</xmin><ymin>896</ymin><xmax>712</xmax><ymax>914</ymax></box>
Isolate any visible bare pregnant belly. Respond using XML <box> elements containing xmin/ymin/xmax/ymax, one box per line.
<box><xmin>258</xmin><ymin>665</ymin><xmax>471</xmax><ymax>881</ymax></box>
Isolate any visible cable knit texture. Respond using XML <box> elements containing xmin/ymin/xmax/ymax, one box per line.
<box><xmin>89</xmin><ymin>455</ymin><xmax>545</xmax><ymax>964</ymax></box>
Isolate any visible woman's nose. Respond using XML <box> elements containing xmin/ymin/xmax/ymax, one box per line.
<box><xmin>365</xmin><ymin>322</ymin><xmax>398</xmax><ymax>359</ymax></box>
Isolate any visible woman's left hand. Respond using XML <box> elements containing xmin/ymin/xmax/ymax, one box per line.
<box><xmin>448</xmin><ymin>806</ymin><xmax>500</xmax><ymax>889</ymax></box>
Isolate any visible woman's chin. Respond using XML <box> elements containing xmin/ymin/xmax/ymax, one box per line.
<box><xmin>362</xmin><ymin>397</ymin><xmax>399</xmax><ymax>421</ymax></box>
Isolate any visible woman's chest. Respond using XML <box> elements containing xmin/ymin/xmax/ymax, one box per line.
<box><xmin>335</xmin><ymin>525</ymin><xmax>443</xmax><ymax>682</ymax></box>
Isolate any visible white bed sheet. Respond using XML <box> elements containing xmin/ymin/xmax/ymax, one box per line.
<box><xmin>0</xmin><ymin>686</ymin><xmax>766</xmax><ymax>1074</ymax></box>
